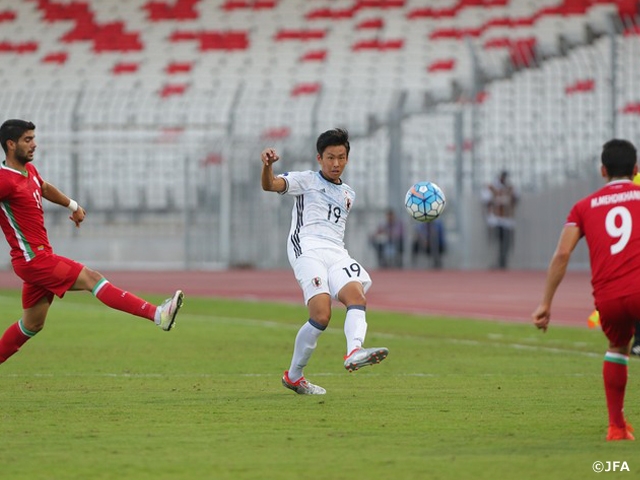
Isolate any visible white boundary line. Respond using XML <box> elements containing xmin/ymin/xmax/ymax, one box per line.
<box><xmin>0</xmin><ymin>309</ymin><xmax>607</xmax><ymax>380</ymax></box>
<box><xmin>0</xmin><ymin>371</ymin><xmax>602</xmax><ymax>378</ymax></box>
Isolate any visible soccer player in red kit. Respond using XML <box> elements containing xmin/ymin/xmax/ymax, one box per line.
<box><xmin>0</xmin><ymin>119</ymin><xmax>184</xmax><ymax>366</ymax></box>
<box><xmin>532</xmin><ymin>139</ymin><xmax>639</xmax><ymax>441</ymax></box>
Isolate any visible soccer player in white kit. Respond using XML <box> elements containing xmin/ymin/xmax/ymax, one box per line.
<box><xmin>261</xmin><ymin>128</ymin><xmax>389</xmax><ymax>395</ymax></box>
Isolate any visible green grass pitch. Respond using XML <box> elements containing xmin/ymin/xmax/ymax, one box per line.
<box><xmin>0</xmin><ymin>289</ymin><xmax>637</xmax><ymax>479</ymax></box>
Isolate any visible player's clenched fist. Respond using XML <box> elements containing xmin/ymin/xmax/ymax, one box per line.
<box><xmin>261</xmin><ymin>148</ymin><xmax>279</xmax><ymax>166</ymax></box>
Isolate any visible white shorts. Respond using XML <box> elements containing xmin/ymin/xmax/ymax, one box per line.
<box><xmin>290</xmin><ymin>247</ymin><xmax>372</xmax><ymax>304</ymax></box>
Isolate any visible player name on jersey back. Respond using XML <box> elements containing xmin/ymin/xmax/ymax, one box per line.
<box><xmin>591</xmin><ymin>190</ymin><xmax>640</xmax><ymax>208</ymax></box>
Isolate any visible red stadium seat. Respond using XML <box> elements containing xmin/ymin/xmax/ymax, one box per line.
<box><xmin>199</xmin><ymin>31</ymin><xmax>249</xmax><ymax>50</ymax></box>
<box><xmin>300</xmin><ymin>49</ymin><xmax>327</xmax><ymax>62</ymax></box>
<box><xmin>0</xmin><ymin>41</ymin><xmax>38</xmax><ymax>53</ymax></box>
<box><xmin>92</xmin><ymin>23</ymin><xmax>144</xmax><ymax>52</ymax></box>
<box><xmin>261</xmin><ymin>127</ymin><xmax>291</xmax><ymax>139</ymax></box>
<box><xmin>144</xmin><ymin>0</ymin><xmax>200</xmax><ymax>21</ymax></box>
<box><xmin>222</xmin><ymin>0</ymin><xmax>277</xmax><ymax>11</ymax></box>
<box><xmin>169</xmin><ymin>30</ymin><xmax>250</xmax><ymax>50</ymax></box>
<box><xmin>621</xmin><ymin>102</ymin><xmax>640</xmax><ymax>115</ymax></box>
<box><xmin>565</xmin><ymin>78</ymin><xmax>595</xmax><ymax>95</ymax></box>
<box><xmin>428</xmin><ymin>59</ymin><xmax>456</xmax><ymax>72</ymax></box>
<box><xmin>305</xmin><ymin>7</ymin><xmax>357</xmax><ymax>19</ymax></box>
<box><xmin>41</xmin><ymin>52</ymin><xmax>68</xmax><ymax>64</ymax></box>
<box><xmin>166</xmin><ymin>62</ymin><xmax>193</xmax><ymax>74</ymax></box>
<box><xmin>291</xmin><ymin>82</ymin><xmax>321</xmax><ymax>96</ymax></box>
<box><xmin>356</xmin><ymin>18</ymin><xmax>384</xmax><ymax>29</ymax></box>
<box><xmin>0</xmin><ymin>10</ymin><xmax>17</xmax><ymax>22</ymax></box>
<box><xmin>509</xmin><ymin>37</ymin><xmax>536</xmax><ymax>68</ymax></box>
<box><xmin>159</xmin><ymin>83</ymin><xmax>189</xmax><ymax>98</ymax></box>
<box><xmin>112</xmin><ymin>62</ymin><xmax>139</xmax><ymax>74</ymax></box>
<box><xmin>351</xmin><ymin>38</ymin><xmax>404</xmax><ymax>51</ymax></box>
<box><xmin>275</xmin><ymin>29</ymin><xmax>327</xmax><ymax>41</ymax></box>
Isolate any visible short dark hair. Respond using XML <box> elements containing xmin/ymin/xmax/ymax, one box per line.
<box><xmin>601</xmin><ymin>139</ymin><xmax>637</xmax><ymax>178</ymax></box>
<box><xmin>316</xmin><ymin>128</ymin><xmax>350</xmax><ymax>156</ymax></box>
<box><xmin>0</xmin><ymin>119</ymin><xmax>36</xmax><ymax>154</ymax></box>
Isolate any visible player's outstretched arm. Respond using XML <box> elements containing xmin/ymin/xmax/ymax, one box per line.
<box><xmin>41</xmin><ymin>181</ymin><xmax>86</xmax><ymax>228</ymax></box>
<box><xmin>532</xmin><ymin>225</ymin><xmax>581</xmax><ymax>332</ymax></box>
<box><xmin>261</xmin><ymin>148</ymin><xmax>286</xmax><ymax>193</ymax></box>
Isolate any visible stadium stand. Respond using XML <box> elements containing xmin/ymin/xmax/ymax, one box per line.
<box><xmin>0</xmin><ymin>0</ymin><xmax>639</xmax><ymax>268</ymax></box>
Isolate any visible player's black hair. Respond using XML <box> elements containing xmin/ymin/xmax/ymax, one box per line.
<box><xmin>0</xmin><ymin>119</ymin><xmax>36</xmax><ymax>154</ymax></box>
<box><xmin>316</xmin><ymin>128</ymin><xmax>350</xmax><ymax>156</ymax></box>
<box><xmin>601</xmin><ymin>139</ymin><xmax>637</xmax><ymax>178</ymax></box>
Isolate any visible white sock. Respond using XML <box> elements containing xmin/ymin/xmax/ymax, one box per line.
<box><xmin>288</xmin><ymin>320</ymin><xmax>325</xmax><ymax>382</ymax></box>
<box><xmin>344</xmin><ymin>306</ymin><xmax>367</xmax><ymax>355</ymax></box>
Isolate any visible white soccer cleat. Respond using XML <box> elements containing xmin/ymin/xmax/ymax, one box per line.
<box><xmin>282</xmin><ymin>371</ymin><xmax>326</xmax><ymax>395</ymax></box>
<box><xmin>156</xmin><ymin>290</ymin><xmax>184</xmax><ymax>331</ymax></box>
<box><xmin>344</xmin><ymin>346</ymin><xmax>389</xmax><ymax>372</ymax></box>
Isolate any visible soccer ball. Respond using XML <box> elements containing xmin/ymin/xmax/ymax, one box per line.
<box><xmin>404</xmin><ymin>181</ymin><xmax>446</xmax><ymax>222</ymax></box>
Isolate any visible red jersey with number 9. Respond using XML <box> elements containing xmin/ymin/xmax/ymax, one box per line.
<box><xmin>566</xmin><ymin>179</ymin><xmax>640</xmax><ymax>303</ymax></box>
<box><xmin>0</xmin><ymin>162</ymin><xmax>52</xmax><ymax>262</ymax></box>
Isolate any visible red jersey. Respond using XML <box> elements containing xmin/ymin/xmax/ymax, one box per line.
<box><xmin>0</xmin><ymin>162</ymin><xmax>52</xmax><ymax>262</ymax></box>
<box><xmin>566</xmin><ymin>179</ymin><xmax>640</xmax><ymax>303</ymax></box>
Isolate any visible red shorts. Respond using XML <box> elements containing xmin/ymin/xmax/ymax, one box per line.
<box><xmin>12</xmin><ymin>253</ymin><xmax>84</xmax><ymax>309</ymax></box>
<box><xmin>595</xmin><ymin>295</ymin><xmax>640</xmax><ymax>348</ymax></box>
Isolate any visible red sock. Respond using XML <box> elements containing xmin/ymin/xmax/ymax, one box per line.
<box><xmin>0</xmin><ymin>321</ymin><xmax>35</xmax><ymax>364</ymax></box>
<box><xmin>603</xmin><ymin>354</ymin><xmax>628</xmax><ymax>428</ymax></box>
<box><xmin>93</xmin><ymin>279</ymin><xmax>157</xmax><ymax>321</ymax></box>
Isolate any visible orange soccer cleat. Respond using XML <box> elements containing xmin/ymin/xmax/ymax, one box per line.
<box><xmin>606</xmin><ymin>423</ymin><xmax>635</xmax><ymax>441</ymax></box>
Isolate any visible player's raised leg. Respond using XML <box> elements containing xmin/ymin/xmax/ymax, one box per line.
<box><xmin>74</xmin><ymin>267</ymin><xmax>184</xmax><ymax>331</ymax></box>
<box><xmin>338</xmin><ymin>282</ymin><xmax>388</xmax><ymax>372</ymax></box>
<box><xmin>0</xmin><ymin>296</ymin><xmax>50</xmax><ymax>365</ymax></box>
<box><xmin>156</xmin><ymin>290</ymin><xmax>184</xmax><ymax>331</ymax></box>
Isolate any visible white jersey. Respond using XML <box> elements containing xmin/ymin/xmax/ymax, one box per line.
<box><xmin>279</xmin><ymin>170</ymin><xmax>355</xmax><ymax>258</ymax></box>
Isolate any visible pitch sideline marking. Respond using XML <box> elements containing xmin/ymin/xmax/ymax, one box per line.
<box><xmin>201</xmin><ymin>313</ymin><xmax>603</xmax><ymax>359</ymax></box>
<box><xmin>28</xmin><ymin>306</ymin><xmax>613</xmax><ymax>360</ymax></box>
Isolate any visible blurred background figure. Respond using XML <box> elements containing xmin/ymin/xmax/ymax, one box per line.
<box><xmin>370</xmin><ymin>208</ymin><xmax>404</xmax><ymax>269</ymax></box>
<box><xmin>482</xmin><ymin>170</ymin><xmax>519</xmax><ymax>269</ymax></box>
<box><xmin>411</xmin><ymin>219</ymin><xmax>446</xmax><ymax>269</ymax></box>
<box><xmin>632</xmin><ymin>328</ymin><xmax>640</xmax><ymax>356</ymax></box>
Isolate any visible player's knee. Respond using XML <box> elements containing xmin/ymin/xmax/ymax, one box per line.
<box><xmin>352</xmin><ymin>291</ymin><xmax>367</xmax><ymax>307</ymax></box>
<box><xmin>339</xmin><ymin>284</ymin><xmax>367</xmax><ymax>307</ymax></box>
<box><xmin>73</xmin><ymin>267</ymin><xmax>105</xmax><ymax>292</ymax></box>
<box><xmin>22</xmin><ymin>318</ymin><xmax>45</xmax><ymax>333</ymax></box>
<box><xmin>31</xmin><ymin>322</ymin><xmax>44</xmax><ymax>333</ymax></box>
<box><xmin>82</xmin><ymin>267</ymin><xmax>104</xmax><ymax>285</ymax></box>
<box><xmin>311</xmin><ymin>312</ymin><xmax>331</xmax><ymax>327</ymax></box>
<box><xmin>88</xmin><ymin>268</ymin><xmax>103</xmax><ymax>281</ymax></box>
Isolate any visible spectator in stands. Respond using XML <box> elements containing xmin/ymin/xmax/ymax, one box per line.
<box><xmin>411</xmin><ymin>219</ymin><xmax>446</xmax><ymax>269</ymax></box>
<box><xmin>0</xmin><ymin>119</ymin><xmax>184</xmax><ymax>367</ymax></box>
<box><xmin>370</xmin><ymin>208</ymin><xmax>405</xmax><ymax>269</ymax></box>
<box><xmin>482</xmin><ymin>170</ymin><xmax>519</xmax><ymax>269</ymax></box>
<box><xmin>632</xmin><ymin>328</ymin><xmax>640</xmax><ymax>357</ymax></box>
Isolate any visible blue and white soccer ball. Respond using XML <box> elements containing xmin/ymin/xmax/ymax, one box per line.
<box><xmin>404</xmin><ymin>181</ymin><xmax>446</xmax><ymax>222</ymax></box>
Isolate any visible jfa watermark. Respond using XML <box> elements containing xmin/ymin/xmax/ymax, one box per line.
<box><xmin>593</xmin><ymin>461</ymin><xmax>630</xmax><ymax>473</ymax></box>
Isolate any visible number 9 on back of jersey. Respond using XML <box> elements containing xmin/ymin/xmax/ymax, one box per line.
<box><xmin>404</xmin><ymin>181</ymin><xmax>446</xmax><ymax>223</ymax></box>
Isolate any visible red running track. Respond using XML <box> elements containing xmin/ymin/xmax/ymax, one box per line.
<box><xmin>0</xmin><ymin>269</ymin><xmax>594</xmax><ymax>327</ymax></box>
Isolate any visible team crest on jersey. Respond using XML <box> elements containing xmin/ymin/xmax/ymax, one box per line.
<box><xmin>312</xmin><ymin>277</ymin><xmax>322</xmax><ymax>288</ymax></box>
<box><xmin>344</xmin><ymin>191</ymin><xmax>353</xmax><ymax>211</ymax></box>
